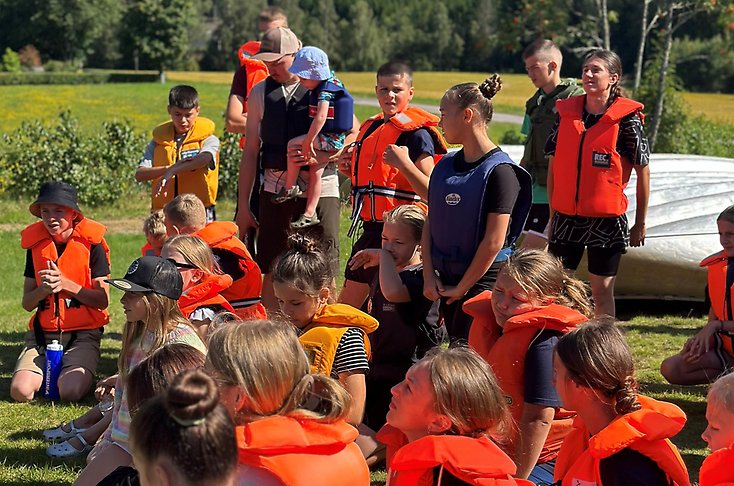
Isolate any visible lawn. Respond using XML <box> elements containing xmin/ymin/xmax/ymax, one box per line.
<box><xmin>0</xmin><ymin>193</ymin><xmax>712</xmax><ymax>485</ymax></box>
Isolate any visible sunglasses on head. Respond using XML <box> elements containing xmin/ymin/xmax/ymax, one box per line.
<box><xmin>167</xmin><ymin>258</ymin><xmax>197</xmax><ymax>270</ymax></box>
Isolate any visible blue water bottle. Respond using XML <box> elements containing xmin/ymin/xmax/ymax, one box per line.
<box><xmin>43</xmin><ymin>340</ymin><xmax>64</xmax><ymax>400</ymax></box>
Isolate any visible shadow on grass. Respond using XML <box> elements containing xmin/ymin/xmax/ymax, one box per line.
<box><xmin>616</xmin><ymin>300</ymin><xmax>707</xmax><ymax>321</ymax></box>
<box><xmin>623</xmin><ymin>322</ymin><xmax>700</xmax><ymax>337</ymax></box>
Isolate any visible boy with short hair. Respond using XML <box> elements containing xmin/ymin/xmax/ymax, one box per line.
<box><xmin>163</xmin><ymin>194</ymin><xmax>266</xmax><ymax>320</ymax></box>
<box><xmin>339</xmin><ymin>61</ymin><xmax>447</xmax><ymax>307</ymax></box>
<box><xmin>520</xmin><ymin>40</ymin><xmax>583</xmax><ymax>249</ymax></box>
<box><xmin>135</xmin><ymin>85</ymin><xmax>221</xmax><ymax>222</ymax></box>
<box><xmin>141</xmin><ymin>210</ymin><xmax>166</xmax><ymax>257</ymax></box>
<box><xmin>11</xmin><ymin>181</ymin><xmax>110</xmax><ymax>402</ymax></box>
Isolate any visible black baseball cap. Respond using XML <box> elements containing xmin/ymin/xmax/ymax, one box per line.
<box><xmin>106</xmin><ymin>256</ymin><xmax>183</xmax><ymax>300</ymax></box>
<box><xmin>30</xmin><ymin>181</ymin><xmax>82</xmax><ymax>218</ymax></box>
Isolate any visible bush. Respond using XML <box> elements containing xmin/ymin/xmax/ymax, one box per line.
<box><xmin>0</xmin><ymin>71</ymin><xmax>160</xmax><ymax>85</ymax></box>
<box><xmin>0</xmin><ymin>112</ymin><xmax>147</xmax><ymax>206</ymax></box>
<box><xmin>1</xmin><ymin>48</ymin><xmax>20</xmax><ymax>73</ymax></box>
<box><xmin>217</xmin><ymin>131</ymin><xmax>242</xmax><ymax>200</ymax></box>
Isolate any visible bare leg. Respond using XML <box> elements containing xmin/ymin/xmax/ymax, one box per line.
<box><xmin>355</xmin><ymin>423</ymin><xmax>386</xmax><ymax>467</ymax></box>
<box><xmin>10</xmin><ymin>370</ymin><xmax>43</xmax><ymax>402</ymax></box>
<box><xmin>303</xmin><ymin>166</ymin><xmax>324</xmax><ymax>218</ymax></box>
<box><xmin>74</xmin><ymin>441</ymin><xmax>132</xmax><ymax>486</ymax></box>
<box><xmin>58</xmin><ymin>366</ymin><xmax>94</xmax><ymax>402</ymax></box>
<box><xmin>286</xmin><ymin>135</ymin><xmax>307</xmax><ymax>190</ymax></box>
<box><xmin>338</xmin><ymin>279</ymin><xmax>370</xmax><ymax>309</ymax></box>
<box><xmin>589</xmin><ymin>273</ymin><xmax>616</xmax><ymax>318</ymax></box>
<box><xmin>65</xmin><ymin>412</ymin><xmax>112</xmax><ymax>452</ymax></box>
<box><xmin>660</xmin><ymin>351</ymin><xmax>725</xmax><ymax>385</ymax></box>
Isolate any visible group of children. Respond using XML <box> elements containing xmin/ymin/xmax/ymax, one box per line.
<box><xmin>8</xmin><ymin>29</ymin><xmax>734</xmax><ymax>486</ymax></box>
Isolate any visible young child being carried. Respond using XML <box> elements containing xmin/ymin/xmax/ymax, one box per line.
<box><xmin>274</xmin><ymin>46</ymin><xmax>354</xmax><ymax>230</ymax></box>
<box><xmin>661</xmin><ymin>204</ymin><xmax>734</xmax><ymax>385</ymax></box>
<box><xmin>699</xmin><ymin>372</ymin><xmax>734</xmax><ymax>486</ymax></box>
<box><xmin>12</xmin><ymin>181</ymin><xmax>110</xmax><ymax>403</ymax></box>
<box><xmin>135</xmin><ymin>85</ymin><xmax>221</xmax><ymax>222</ymax></box>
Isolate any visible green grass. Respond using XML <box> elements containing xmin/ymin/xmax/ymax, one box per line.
<box><xmin>0</xmin><ymin>193</ymin><xmax>712</xmax><ymax>484</ymax></box>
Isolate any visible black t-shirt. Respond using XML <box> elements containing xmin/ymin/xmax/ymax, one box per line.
<box><xmin>599</xmin><ymin>448</ymin><xmax>671</xmax><ymax>486</ymax></box>
<box><xmin>211</xmin><ymin>248</ymin><xmax>245</xmax><ymax>281</ymax></box>
<box><xmin>361</xmin><ymin>121</ymin><xmax>436</xmax><ymax>162</ymax></box>
<box><xmin>524</xmin><ymin>329</ymin><xmax>563</xmax><ymax>407</ymax></box>
<box><xmin>450</xmin><ymin>148</ymin><xmax>521</xmax><ymax>215</ymax></box>
<box><xmin>24</xmin><ymin>244</ymin><xmax>110</xmax><ymax>279</ymax></box>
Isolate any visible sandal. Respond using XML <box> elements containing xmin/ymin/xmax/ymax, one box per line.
<box><xmin>290</xmin><ymin>213</ymin><xmax>320</xmax><ymax>229</ymax></box>
<box><xmin>43</xmin><ymin>420</ymin><xmax>87</xmax><ymax>443</ymax></box>
<box><xmin>272</xmin><ymin>186</ymin><xmax>303</xmax><ymax>204</ymax></box>
<box><xmin>47</xmin><ymin>434</ymin><xmax>93</xmax><ymax>459</ymax></box>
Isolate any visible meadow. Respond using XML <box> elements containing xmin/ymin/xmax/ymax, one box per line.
<box><xmin>0</xmin><ymin>71</ymin><xmax>723</xmax><ymax>484</ymax></box>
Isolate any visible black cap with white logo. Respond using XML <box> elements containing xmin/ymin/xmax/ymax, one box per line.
<box><xmin>106</xmin><ymin>256</ymin><xmax>183</xmax><ymax>300</ymax></box>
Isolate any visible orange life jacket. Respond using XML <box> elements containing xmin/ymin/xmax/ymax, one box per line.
<box><xmin>192</xmin><ymin>221</ymin><xmax>266</xmax><ymax>320</ymax></box>
<box><xmin>466</xmin><ymin>291</ymin><xmax>585</xmax><ymax>462</ymax></box>
<box><xmin>178</xmin><ymin>272</ymin><xmax>234</xmax><ymax>319</ymax></box>
<box><xmin>551</xmin><ymin>96</ymin><xmax>644</xmax><ymax>217</ymax></box>
<box><xmin>236</xmin><ymin>415</ymin><xmax>370</xmax><ymax>486</ymax></box>
<box><xmin>700</xmin><ymin>442</ymin><xmax>734</xmax><ymax>486</ymax></box>
<box><xmin>350</xmin><ymin>107</ymin><xmax>447</xmax><ymax>230</ymax></box>
<box><xmin>140</xmin><ymin>242</ymin><xmax>160</xmax><ymax>257</ymax></box>
<box><xmin>21</xmin><ymin>218</ymin><xmax>110</xmax><ymax>333</ymax></box>
<box><xmin>299</xmin><ymin>303</ymin><xmax>379</xmax><ymax>375</ymax></box>
<box><xmin>236</xmin><ymin>57</ymin><xmax>269</xmax><ymax>149</ymax></box>
<box><xmin>151</xmin><ymin>117</ymin><xmax>219</xmax><ymax>211</ymax></box>
<box><xmin>377</xmin><ymin>424</ymin><xmax>534</xmax><ymax>486</ymax></box>
<box><xmin>700</xmin><ymin>251</ymin><xmax>734</xmax><ymax>356</ymax></box>
<box><xmin>553</xmin><ymin>395</ymin><xmax>690</xmax><ymax>486</ymax></box>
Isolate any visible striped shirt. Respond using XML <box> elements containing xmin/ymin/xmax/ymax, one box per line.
<box><xmin>331</xmin><ymin>327</ymin><xmax>369</xmax><ymax>378</ymax></box>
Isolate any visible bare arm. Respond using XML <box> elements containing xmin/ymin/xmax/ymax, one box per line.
<box><xmin>22</xmin><ymin>276</ymin><xmax>51</xmax><ymax>312</ymax></box>
<box><xmin>135</xmin><ymin>165</ymin><xmax>169</xmax><ymax>182</ymax></box>
<box><xmin>339</xmin><ymin>371</ymin><xmax>367</xmax><ymax>426</ymax></box>
<box><xmin>225</xmin><ymin>93</ymin><xmax>247</xmax><ymax>134</ymax></box>
<box><xmin>384</xmin><ymin>147</ymin><xmax>434</xmax><ymax>200</ymax></box>
<box><xmin>515</xmin><ymin>403</ymin><xmax>555</xmax><ymax>479</ymax></box>
<box><xmin>379</xmin><ymin>251</ymin><xmax>411</xmax><ymax>303</ymax></box>
<box><xmin>35</xmin><ymin>261</ymin><xmax>109</xmax><ymax>310</ymax></box>
<box><xmin>441</xmin><ymin>213</ymin><xmax>510</xmax><ymax>304</ymax></box>
<box><xmin>236</xmin><ymin>90</ymin><xmax>264</xmax><ymax>235</ymax></box>
<box><xmin>629</xmin><ymin>163</ymin><xmax>650</xmax><ymax>247</ymax></box>
<box><xmin>422</xmin><ymin>219</ymin><xmax>443</xmax><ymax>302</ymax></box>
<box><xmin>546</xmin><ymin>156</ymin><xmax>555</xmax><ymax>229</ymax></box>
<box><xmin>337</xmin><ymin>115</ymin><xmax>361</xmax><ymax>177</ymax></box>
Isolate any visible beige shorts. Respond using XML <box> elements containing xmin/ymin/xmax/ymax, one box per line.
<box><xmin>14</xmin><ymin>328</ymin><xmax>103</xmax><ymax>376</ymax></box>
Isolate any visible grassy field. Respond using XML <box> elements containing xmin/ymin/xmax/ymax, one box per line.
<box><xmin>0</xmin><ymin>193</ymin><xmax>712</xmax><ymax>485</ymax></box>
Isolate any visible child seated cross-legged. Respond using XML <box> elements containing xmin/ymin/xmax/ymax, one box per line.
<box><xmin>553</xmin><ymin>321</ymin><xmax>690</xmax><ymax>486</ymax></box>
<box><xmin>12</xmin><ymin>181</ymin><xmax>111</xmax><ymax>403</ymax></box>
<box><xmin>376</xmin><ymin>346</ymin><xmax>534</xmax><ymax>485</ymax></box>
<box><xmin>699</xmin><ymin>372</ymin><xmax>734</xmax><ymax>486</ymax></box>
<box><xmin>73</xmin><ymin>256</ymin><xmax>206</xmax><ymax>486</ymax></box>
<box><xmin>205</xmin><ymin>319</ymin><xmax>370</xmax><ymax>485</ymax></box>
<box><xmin>465</xmin><ymin>249</ymin><xmax>592</xmax><ymax>483</ymax></box>
<box><xmin>661</xmin><ymin>204</ymin><xmax>734</xmax><ymax>385</ymax></box>
<box><xmin>160</xmin><ymin>235</ymin><xmax>234</xmax><ymax>340</ymax></box>
<box><xmin>275</xmin><ymin>46</ymin><xmax>354</xmax><ymax>230</ymax></box>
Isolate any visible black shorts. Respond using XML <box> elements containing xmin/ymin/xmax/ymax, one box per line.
<box><xmin>548</xmin><ymin>241</ymin><xmax>625</xmax><ymax>277</ymax></box>
<box><xmin>523</xmin><ymin>203</ymin><xmax>550</xmax><ymax>234</ymax></box>
<box><xmin>344</xmin><ymin>221</ymin><xmax>383</xmax><ymax>284</ymax></box>
<box><xmin>256</xmin><ymin>193</ymin><xmax>340</xmax><ymax>276</ymax></box>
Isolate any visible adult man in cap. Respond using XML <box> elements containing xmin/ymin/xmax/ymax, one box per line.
<box><xmin>236</xmin><ymin>27</ymin><xmax>358</xmax><ymax>312</ymax></box>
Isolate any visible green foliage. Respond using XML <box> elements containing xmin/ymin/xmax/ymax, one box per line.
<box><xmin>499</xmin><ymin>128</ymin><xmax>526</xmax><ymax>145</ymax></box>
<box><xmin>1</xmin><ymin>48</ymin><xmax>20</xmax><ymax>73</ymax></box>
<box><xmin>201</xmin><ymin>0</ymin><xmax>267</xmax><ymax>71</ymax></box>
<box><xmin>0</xmin><ymin>71</ymin><xmax>160</xmax><ymax>85</ymax></box>
<box><xmin>673</xmin><ymin>36</ymin><xmax>734</xmax><ymax>93</ymax></box>
<box><xmin>0</xmin><ymin>112</ymin><xmax>146</xmax><ymax>206</ymax></box>
<box><xmin>217</xmin><ymin>131</ymin><xmax>242</xmax><ymax>200</ymax></box>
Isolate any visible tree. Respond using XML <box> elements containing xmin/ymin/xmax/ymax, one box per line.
<box><xmin>124</xmin><ymin>0</ymin><xmax>204</xmax><ymax>73</ymax></box>
<box><xmin>633</xmin><ymin>0</ymin><xmax>660</xmax><ymax>91</ymax></box>
<box><xmin>201</xmin><ymin>0</ymin><xmax>266</xmax><ymax>71</ymax></box>
<box><xmin>338</xmin><ymin>1</ymin><xmax>385</xmax><ymax>71</ymax></box>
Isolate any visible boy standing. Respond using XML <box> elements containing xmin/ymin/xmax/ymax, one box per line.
<box><xmin>136</xmin><ymin>85</ymin><xmax>221</xmax><ymax>222</ymax></box>
<box><xmin>520</xmin><ymin>40</ymin><xmax>583</xmax><ymax>249</ymax></box>
<box><xmin>11</xmin><ymin>181</ymin><xmax>110</xmax><ymax>402</ymax></box>
<box><xmin>339</xmin><ymin>61</ymin><xmax>447</xmax><ymax>307</ymax></box>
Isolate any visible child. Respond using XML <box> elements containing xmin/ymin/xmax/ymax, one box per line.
<box><xmin>425</xmin><ymin>76</ymin><xmax>532</xmax><ymax>342</ymax></box>
<box><xmin>12</xmin><ymin>181</ymin><xmax>110</xmax><ymax>403</ymax></box>
<box><xmin>275</xmin><ymin>46</ymin><xmax>354</xmax><ymax>230</ymax></box>
<box><xmin>661</xmin><ymin>204</ymin><xmax>734</xmax><ymax>385</ymax></box>
<box><xmin>206</xmin><ymin>320</ymin><xmax>370</xmax><ymax>484</ymax></box>
<box><xmin>141</xmin><ymin>210</ymin><xmax>166</xmax><ymax>256</ymax></box>
<box><xmin>348</xmin><ymin>205</ymin><xmax>442</xmax><ymax>431</ymax></box>
<box><xmin>519</xmin><ymin>39</ymin><xmax>583</xmax><ymax>250</ymax></box>
<box><xmin>272</xmin><ymin>234</ymin><xmax>378</xmax><ymax>425</ymax></box>
<box><xmin>135</xmin><ymin>85</ymin><xmax>221</xmax><ymax>222</ymax></box>
<box><xmin>339</xmin><ymin>61</ymin><xmax>447</xmax><ymax>309</ymax></box>
<box><xmin>164</xmin><ymin>194</ymin><xmax>266</xmax><ymax>320</ymax></box>
<box><xmin>465</xmin><ymin>249</ymin><xmax>592</xmax><ymax>483</ymax></box>
<box><xmin>130</xmin><ymin>369</ymin><xmax>237</xmax><ymax>486</ymax></box>
<box><xmin>377</xmin><ymin>346</ymin><xmax>534</xmax><ymax>485</ymax></box>
<box><xmin>73</xmin><ymin>256</ymin><xmax>206</xmax><ymax>485</ymax></box>
<box><xmin>699</xmin><ymin>373</ymin><xmax>734</xmax><ymax>486</ymax></box>
<box><xmin>160</xmin><ymin>235</ymin><xmax>234</xmax><ymax>339</ymax></box>
<box><xmin>553</xmin><ymin>321</ymin><xmax>690</xmax><ymax>486</ymax></box>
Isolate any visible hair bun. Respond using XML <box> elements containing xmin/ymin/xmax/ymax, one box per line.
<box><xmin>287</xmin><ymin>233</ymin><xmax>320</xmax><ymax>254</ymax></box>
<box><xmin>614</xmin><ymin>376</ymin><xmax>641</xmax><ymax>415</ymax></box>
<box><xmin>165</xmin><ymin>369</ymin><xmax>219</xmax><ymax>426</ymax></box>
<box><xmin>479</xmin><ymin>74</ymin><xmax>502</xmax><ymax>101</ymax></box>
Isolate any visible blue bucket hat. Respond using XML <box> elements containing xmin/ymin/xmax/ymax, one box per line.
<box><xmin>289</xmin><ymin>46</ymin><xmax>331</xmax><ymax>81</ymax></box>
